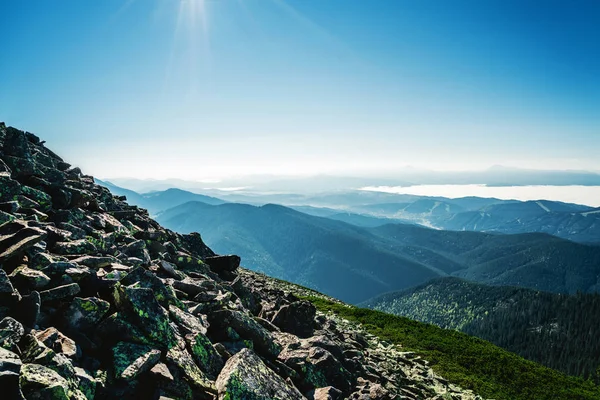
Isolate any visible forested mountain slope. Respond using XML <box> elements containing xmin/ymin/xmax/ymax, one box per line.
<box><xmin>361</xmin><ymin>277</ymin><xmax>600</xmax><ymax>381</ymax></box>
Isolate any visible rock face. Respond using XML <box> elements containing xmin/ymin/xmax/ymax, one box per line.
<box><xmin>0</xmin><ymin>122</ymin><xmax>482</xmax><ymax>399</ymax></box>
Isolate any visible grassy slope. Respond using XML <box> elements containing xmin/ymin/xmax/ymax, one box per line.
<box><xmin>360</xmin><ymin>277</ymin><xmax>600</xmax><ymax>380</ymax></box>
<box><xmin>305</xmin><ymin>296</ymin><xmax>600</xmax><ymax>400</ymax></box>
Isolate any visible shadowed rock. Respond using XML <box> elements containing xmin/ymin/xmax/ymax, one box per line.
<box><xmin>271</xmin><ymin>300</ymin><xmax>316</xmax><ymax>338</ymax></box>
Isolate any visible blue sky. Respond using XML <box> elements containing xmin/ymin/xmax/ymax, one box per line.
<box><xmin>1</xmin><ymin>0</ymin><xmax>599</xmax><ymax>180</ymax></box>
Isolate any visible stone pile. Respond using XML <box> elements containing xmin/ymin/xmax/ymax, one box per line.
<box><xmin>0</xmin><ymin>122</ymin><xmax>482</xmax><ymax>399</ymax></box>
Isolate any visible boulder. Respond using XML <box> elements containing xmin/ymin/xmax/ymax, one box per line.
<box><xmin>0</xmin><ymin>347</ymin><xmax>23</xmax><ymax>399</ymax></box>
<box><xmin>113</xmin><ymin>284</ymin><xmax>177</xmax><ymax>349</ymax></box>
<box><xmin>21</xmin><ymin>335</ymin><xmax>78</xmax><ymax>383</ymax></box>
<box><xmin>119</xmin><ymin>267</ymin><xmax>181</xmax><ymax>308</ymax></box>
<box><xmin>215</xmin><ymin>348</ymin><xmax>305</xmax><ymax>400</ymax></box>
<box><xmin>278</xmin><ymin>346</ymin><xmax>352</xmax><ymax>393</ymax></box>
<box><xmin>208</xmin><ymin>309</ymin><xmax>281</xmax><ymax>359</ymax></box>
<box><xmin>0</xmin><ymin>317</ymin><xmax>24</xmax><ymax>350</ymax></box>
<box><xmin>186</xmin><ymin>331</ymin><xmax>224</xmax><ymax>380</ymax></box>
<box><xmin>310</xmin><ymin>386</ymin><xmax>343</xmax><ymax>400</ymax></box>
<box><xmin>39</xmin><ymin>283</ymin><xmax>80</xmax><ymax>302</ymax></box>
<box><xmin>63</xmin><ymin>297</ymin><xmax>111</xmax><ymax>332</ymax></box>
<box><xmin>19</xmin><ymin>363</ymin><xmax>70</xmax><ymax>400</ymax></box>
<box><xmin>9</xmin><ymin>265</ymin><xmax>51</xmax><ymax>290</ymax></box>
<box><xmin>74</xmin><ymin>367</ymin><xmax>96</xmax><ymax>400</ymax></box>
<box><xmin>16</xmin><ymin>291</ymin><xmax>41</xmax><ymax>328</ymax></box>
<box><xmin>205</xmin><ymin>255</ymin><xmax>240</xmax><ymax>274</ymax></box>
<box><xmin>112</xmin><ymin>341</ymin><xmax>161</xmax><ymax>381</ymax></box>
<box><xmin>52</xmin><ymin>239</ymin><xmax>97</xmax><ymax>256</ymax></box>
<box><xmin>35</xmin><ymin>328</ymin><xmax>78</xmax><ymax>358</ymax></box>
<box><xmin>271</xmin><ymin>300</ymin><xmax>316</xmax><ymax>338</ymax></box>
<box><xmin>165</xmin><ymin>346</ymin><xmax>216</xmax><ymax>396</ymax></box>
<box><xmin>169</xmin><ymin>304</ymin><xmax>209</xmax><ymax>336</ymax></box>
<box><xmin>0</xmin><ymin>220</ymin><xmax>47</xmax><ymax>263</ymax></box>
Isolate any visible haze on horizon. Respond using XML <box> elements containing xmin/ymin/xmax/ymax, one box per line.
<box><xmin>2</xmin><ymin>0</ymin><xmax>599</xmax><ymax>181</ymax></box>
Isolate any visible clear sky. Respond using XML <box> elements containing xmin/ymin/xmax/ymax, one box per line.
<box><xmin>1</xmin><ymin>0</ymin><xmax>599</xmax><ymax>180</ymax></box>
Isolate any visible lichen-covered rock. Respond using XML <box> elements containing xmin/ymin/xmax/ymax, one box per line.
<box><xmin>52</xmin><ymin>239</ymin><xmax>97</xmax><ymax>256</ymax></box>
<box><xmin>113</xmin><ymin>284</ymin><xmax>177</xmax><ymax>349</ymax></box>
<box><xmin>187</xmin><ymin>331</ymin><xmax>224</xmax><ymax>380</ymax></box>
<box><xmin>166</xmin><ymin>346</ymin><xmax>216</xmax><ymax>396</ymax></box>
<box><xmin>39</xmin><ymin>283</ymin><xmax>80</xmax><ymax>302</ymax></box>
<box><xmin>70</xmin><ymin>255</ymin><xmax>113</xmax><ymax>269</ymax></box>
<box><xmin>19</xmin><ymin>363</ymin><xmax>70</xmax><ymax>400</ymax></box>
<box><xmin>9</xmin><ymin>265</ymin><xmax>51</xmax><ymax>289</ymax></box>
<box><xmin>208</xmin><ymin>310</ymin><xmax>281</xmax><ymax>360</ymax></box>
<box><xmin>63</xmin><ymin>296</ymin><xmax>110</xmax><ymax>331</ymax></box>
<box><xmin>21</xmin><ymin>335</ymin><xmax>78</xmax><ymax>385</ymax></box>
<box><xmin>119</xmin><ymin>267</ymin><xmax>181</xmax><ymax>308</ymax></box>
<box><xmin>112</xmin><ymin>341</ymin><xmax>161</xmax><ymax>381</ymax></box>
<box><xmin>169</xmin><ymin>304</ymin><xmax>209</xmax><ymax>336</ymax></box>
<box><xmin>215</xmin><ymin>348</ymin><xmax>305</xmax><ymax>400</ymax></box>
<box><xmin>0</xmin><ymin>317</ymin><xmax>24</xmax><ymax>350</ymax></box>
<box><xmin>74</xmin><ymin>367</ymin><xmax>96</xmax><ymax>400</ymax></box>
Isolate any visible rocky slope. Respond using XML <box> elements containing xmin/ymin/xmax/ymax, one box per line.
<box><xmin>0</xmin><ymin>122</ymin><xmax>482</xmax><ymax>399</ymax></box>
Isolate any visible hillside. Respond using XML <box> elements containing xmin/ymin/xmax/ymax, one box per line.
<box><xmin>369</xmin><ymin>224</ymin><xmax>600</xmax><ymax>293</ymax></box>
<box><xmin>2</xmin><ymin>122</ymin><xmax>499</xmax><ymax>399</ymax></box>
<box><xmin>157</xmin><ymin>200</ymin><xmax>600</xmax><ymax>303</ymax></box>
<box><xmin>3</xmin><ymin>122</ymin><xmax>600</xmax><ymax>399</ymax></box>
<box><xmin>361</xmin><ymin>277</ymin><xmax>600</xmax><ymax>381</ymax></box>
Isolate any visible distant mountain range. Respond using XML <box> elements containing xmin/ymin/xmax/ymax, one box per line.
<box><xmin>99</xmin><ymin>180</ymin><xmax>600</xmax><ymax>243</ymax></box>
<box><xmin>360</xmin><ymin>277</ymin><xmax>600</xmax><ymax>381</ymax></box>
<box><xmin>96</xmin><ymin>179</ymin><xmax>225</xmax><ymax>215</ymax></box>
<box><xmin>104</xmin><ymin>166</ymin><xmax>600</xmax><ymax>194</ymax></box>
<box><xmin>351</xmin><ymin>198</ymin><xmax>600</xmax><ymax>244</ymax></box>
<box><xmin>153</xmin><ymin>200</ymin><xmax>600</xmax><ymax>303</ymax></box>
<box><xmin>97</xmin><ymin>182</ymin><xmax>600</xmax><ymax>303</ymax></box>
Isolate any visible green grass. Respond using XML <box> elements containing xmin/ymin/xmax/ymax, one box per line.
<box><xmin>305</xmin><ymin>296</ymin><xmax>600</xmax><ymax>400</ymax></box>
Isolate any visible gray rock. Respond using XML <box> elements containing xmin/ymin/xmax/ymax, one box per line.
<box><xmin>113</xmin><ymin>284</ymin><xmax>177</xmax><ymax>349</ymax></box>
<box><xmin>0</xmin><ymin>317</ymin><xmax>24</xmax><ymax>350</ymax></box>
<box><xmin>165</xmin><ymin>346</ymin><xmax>216</xmax><ymax>396</ymax></box>
<box><xmin>186</xmin><ymin>331</ymin><xmax>224</xmax><ymax>380</ymax></box>
<box><xmin>112</xmin><ymin>341</ymin><xmax>161</xmax><ymax>381</ymax></box>
<box><xmin>0</xmin><ymin>220</ymin><xmax>47</xmax><ymax>263</ymax></box>
<box><xmin>310</xmin><ymin>386</ymin><xmax>343</xmax><ymax>400</ymax></box>
<box><xmin>39</xmin><ymin>283</ymin><xmax>80</xmax><ymax>302</ymax></box>
<box><xmin>63</xmin><ymin>297</ymin><xmax>111</xmax><ymax>331</ymax></box>
<box><xmin>215</xmin><ymin>348</ymin><xmax>305</xmax><ymax>400</ymax></box>
<box><xmin>271</xmin><ymin>300</ymin><xmax>316</xmax><ymax>338</ymax></box>
<box><xmin>0</xmin><ymin>347</ymin><xmax>23</xmax><ymax>399</ymax></box>
<box><xmin>208</xmin><ymin>309</ymin><xmax>281</xmax><ymax>359</ymax></box>
<box><xmin>205</xmin><ymin>255</ymin><xmax>240</xmax><ymax>274</ymax></box>
<box><xmin>169</xmin><ymin>304</ymin><xmax>209</xmax><ymax>336</ymax></box>
<box><xmin>16</xmin><ymin>291</ymin><xmax>41</xmax><ymax>327</ymax></box>
<box><xmin>19</xmin><ymin>363</ymin><xmax>70</xmax><ymax>400</ymax></box>
<box><xmin>9</xmin><ymin>265</ymin><xmax>51</xmax><ymax>289</ymax></box>
<box><xmin>35</xmin><ymin>327</ymin><xmax>78</xmax><ymax>358</ymax></box>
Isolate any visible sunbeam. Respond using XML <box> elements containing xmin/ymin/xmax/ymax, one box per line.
<box><xmin>164</xmin><ymin>0</ymin><xmax>212</xmax><ymax>97</ymax></box>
